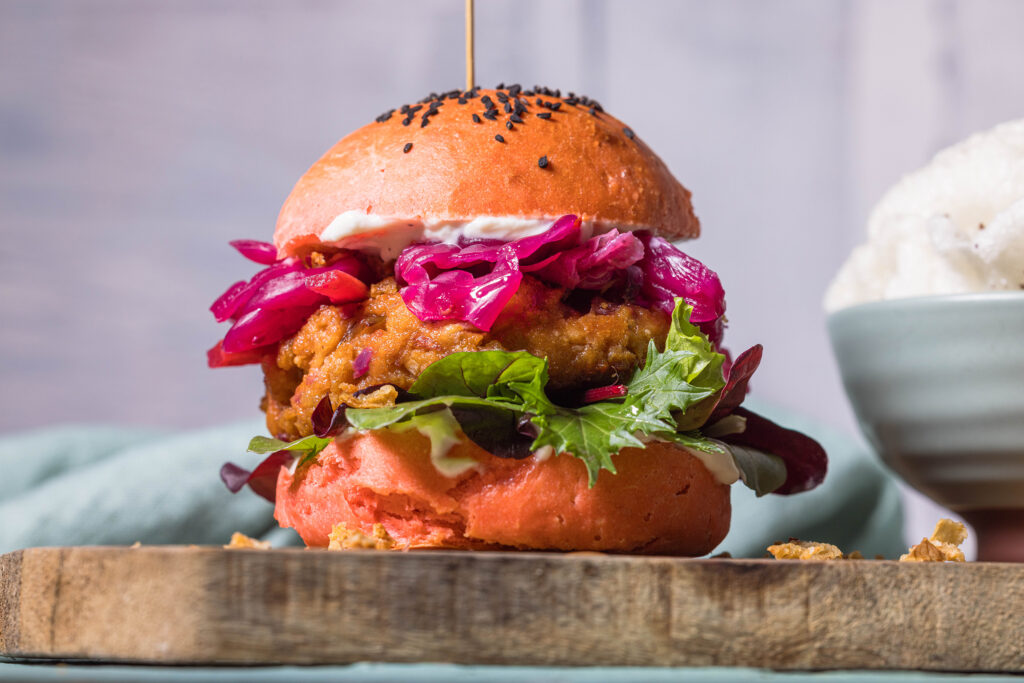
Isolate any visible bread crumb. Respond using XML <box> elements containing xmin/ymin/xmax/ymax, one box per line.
<box><xmin>130</xmin><ymin>541</ymin><xmax>142</xmax><ymax>548</ymax></box>
<box><xmin>900</xmin><ymin>519</ymin><xmax>967</xmax><ymax>562</ymax></box>
<box><xmin>931</xmin><ymin>517</ymin><xmax>969</xmax><ymax>545</ymax></box>
<box><xmin>225</xmin><ymin>532</ymin><xmax>272</xmax><ymax>550</ymax></box>
<box><xmin>328</xmin><ymin>522</ymin><xmax>399</xmax><ymax>550</ymax></box>
<box><xmin>346</xmin><ymin>384</ymin><xmax>399</xmax><ymax>409</ymax></box>
<box><xmin>767</xmin><ymin>539</ymin><xmax>845</xmax><ymax>560</ymax></box>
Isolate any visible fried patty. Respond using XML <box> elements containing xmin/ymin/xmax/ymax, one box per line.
<box><xmin>263</xmin><ymin>276</ymin><xmax>669</xmax><ymax>440</ymax></box>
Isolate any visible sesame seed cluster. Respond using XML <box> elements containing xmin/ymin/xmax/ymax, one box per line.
<box><xmin>373</xmin><ymin>84</ymin><xmax>637</xmax><ymax>170</ymax></box>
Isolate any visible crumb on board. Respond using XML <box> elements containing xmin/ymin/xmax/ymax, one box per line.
<box><xmin>767</xmin><ymin>539</ymin><xmax>847</xmax><ymax>560</ymax></box>
<box><xmin>224</xmin><ymin>532</ymin><xmax>272</xmax><ymax>550</ymax></box>
<box><xmin>328</xmin><ymin>522</ymin><xmax>399</xmax><ymax>550</ymax></box>
<box><xmin>900</xmin><ymin>519</ymin><xmax>967</xmax><ymax>563</ymax></box>
<box><xmin>130</xmin><ymin>541</ymin><xmax>142</xmax><ymax>548</ymax></box>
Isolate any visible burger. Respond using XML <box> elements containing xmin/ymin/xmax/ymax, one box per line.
<box><xmin>211</xmin><ymin>85</ymin><xmax>827</xmax><ymax>555</ymax></box>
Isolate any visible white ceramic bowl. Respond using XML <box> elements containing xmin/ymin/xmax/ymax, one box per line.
<box><xmin>828</xmin><ymin>293</ymin><xmax>1024</xmax><ymax>562</ymax></box>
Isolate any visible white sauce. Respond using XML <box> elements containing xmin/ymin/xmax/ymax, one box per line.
<box><xmin>638</xmin><ymin>434</ymin><xmax>740</xmax><ymax>487</ymax></box>
<box><xmin>532</xmin><ymin>445</ymin><xmax>555</xmax><ymax>462</ymax></box>
<box><xmin>687</xmin><ymin>447</ymin><xmax>741</xmax><ymax>487</ymax></box>
<box><xmin>319</xmin><ymin>210</ymin><xmax>645</xmax><ymax>260</ymax></box>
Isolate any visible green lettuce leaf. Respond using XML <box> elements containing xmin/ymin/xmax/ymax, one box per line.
<box><xmin>247</xmin><ymin>433</ymin><xmax>334</xmax><ymax>467</ymax></box>
<box><xmin>717</xmin><ymin>442</ymin><xmax>787</xmax><ymax>497</ymax></box>
<box><xmin>248</xmin><ymin>434</ymin><xmax>332</xmax><ymax>456</ymax></box>
<box><xmin>246</xmin><ymin>299</ymin><xmax>784</xmax><ymax>492</ymax></box>
<box><xmin>410</xmin><ymin>350</ymin><xmax>549</xmax><ymax>400</ymax></box>
<box><xmin>341</xmin><ymin>299</ymin><xmax>734</xmax><ymax>487</ymax></box>
<box><xmin>345</xmin><ymin>396</ymin><xmax>506</xmax><ymax>431</ymax></box>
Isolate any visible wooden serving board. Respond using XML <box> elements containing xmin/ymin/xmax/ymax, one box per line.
<box><xmin>1</xmin><ymin>547</ymin><xmax>1022</xmax><ymax>672</ymax></box>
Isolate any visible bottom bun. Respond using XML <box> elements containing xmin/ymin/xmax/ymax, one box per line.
<box><xmin>275</xmin><ymin>429</ymin><xmax>731</xmax><ymax>555</ymax></box>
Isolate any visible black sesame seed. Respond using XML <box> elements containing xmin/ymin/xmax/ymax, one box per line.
<box><xmin>403</xmin><ymin>142</ymin><xmax>413</xmax><ymax>153</ymax></box>
<box><xmin>538</xmin><ymin>155</ymin><xmax>549</xmax><ymax>168</ymax></box>
<box><xmin>494</xmin><ymin>134</ymin><xmax>505</xmax><ymax>143</ymax></box>
<box><xmin>623</xmin><ymin>127</ymin><xmax>635</xmax><ymax>139</ymax></box>
<box><xmin>382</xmin><ymin>88</ymin><xmax>603</xmax><ymax>135</ymax></box>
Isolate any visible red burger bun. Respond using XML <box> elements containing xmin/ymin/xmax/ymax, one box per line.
<box><xmin>273</xmin><ymin>89</ymin><xmax>699</xmax><ymax>258</ymax></box>
<box><xmin>275</xmin><ymin>428</ymin><xmax>731</xmax><ymax>555</ymax></box>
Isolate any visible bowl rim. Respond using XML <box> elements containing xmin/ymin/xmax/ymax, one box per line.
<box><xmin>826</xmin><ymin>290</ymin><xmax>1024</xmax><ymax>320</ymax></box>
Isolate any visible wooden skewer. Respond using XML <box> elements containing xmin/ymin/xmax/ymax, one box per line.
<box><xmin>465</xmin><ymin>0</ymin><xmax>475</xmax><ymax>91</ymax></box>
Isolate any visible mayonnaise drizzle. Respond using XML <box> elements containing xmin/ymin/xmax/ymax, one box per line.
<box><xmin>318</xmin><ymin>210</ymin><xmax>647</xmax><ymax>259</ymax></box>
<box><xmin>638</xmin><ymin>434</ymin><xmax>741</xmax><ymax>487</ymax></box>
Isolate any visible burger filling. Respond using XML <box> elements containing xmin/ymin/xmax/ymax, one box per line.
<box><xmin>264</xmin><ymin>275</ymin><xmax>670</xmax><ymax>441</ymax></box>
<box><xmin>212</xmin><ymin>215</ymin><xmax>827</xmax><ymax>501</ymax></box>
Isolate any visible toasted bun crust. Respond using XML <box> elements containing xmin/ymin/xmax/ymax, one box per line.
<box><xmin>274</xmin><ymin>89</ymin><xmax>699</xmax><ymax>256</ymax></box>
<box><xmin>275</xmin><ymin>430</ymin><xmax>731</xmax><ymax>555</ymax></box>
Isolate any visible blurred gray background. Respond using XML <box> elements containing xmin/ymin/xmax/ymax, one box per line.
<box><xmin>2</xmin><ymin>1</ymin><xmax>1023</xmax><ymax>543</ymax></box>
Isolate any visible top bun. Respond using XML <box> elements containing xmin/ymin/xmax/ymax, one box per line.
<box><xmin>274</xmin><ymin>87</ymin><xmax>699</xmax><ymax>257</ymax></box>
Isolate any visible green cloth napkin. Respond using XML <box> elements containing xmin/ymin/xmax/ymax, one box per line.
<box><xmin>0</xmin><ymin>400</ymin><xmax>903</xmax><ymax>557</ymax></box>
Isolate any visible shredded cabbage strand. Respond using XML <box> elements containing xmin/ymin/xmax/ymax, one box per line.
<box><xmin>395</xmin><ymin>215</ymin><xmax>727</xmax><ymax>342</ymax></box>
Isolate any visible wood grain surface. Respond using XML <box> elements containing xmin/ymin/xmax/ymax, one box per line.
<box><xmin>1</xmin><ymin>546</ymin><xmax>1022</xmax><ymax>671</ymax></box>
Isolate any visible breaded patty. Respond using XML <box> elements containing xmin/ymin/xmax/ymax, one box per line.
<box><xmin>263</xmin><ymin>276</ymin><xmax>669</xmax><ymax>440</ymax></box>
